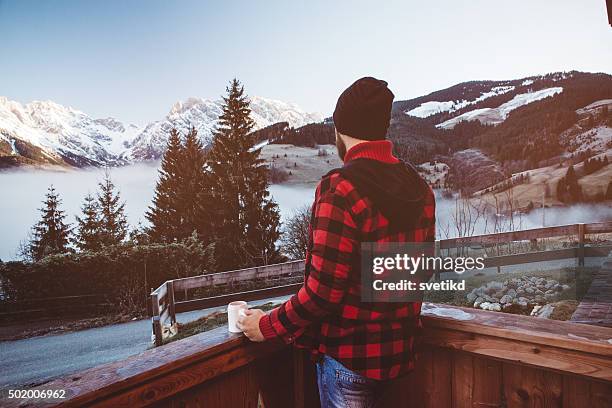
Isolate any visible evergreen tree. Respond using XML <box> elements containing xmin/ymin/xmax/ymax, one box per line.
<box><xmin>147</xmin><ymin>129</ymin><xmax>184</xmax><ymax>242</ymax></box>
<box><xmin>181</xmin><ymin>127</ymin><xmax>210</xmax><ymax>241</ymax></box>
<box><xmin>28</xmin><ymin>185</ymin><xmax>71</xmax><ymax>261</ymax></box>
<box><xmin>74</xmin><ymin>193</ymin><xmax>101</xmax><ymax>251</ymax></box>
<box><xmin>97</xmin><ymin>169</ymin><xmax>128</xmax><ymax>246</ymax></box>
<box><xmin>204</xmin><ymin>79</ymin><xmax>282</xmax><ymax>268</ymax></box>
<box><xmin>147</xmin><ymin>128</ymin><xmax>209</xmax><ymax>243</ymax></box>
<box><xmin>606</xmin><ymin>181</ymin><xmax>612</xmax><ymax>201</ymax></box>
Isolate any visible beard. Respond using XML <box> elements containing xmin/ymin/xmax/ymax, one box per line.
<box><xmin>336</xmin><ymin>135</ymin><xmax>347</xmax><ymax>161</ymax></box>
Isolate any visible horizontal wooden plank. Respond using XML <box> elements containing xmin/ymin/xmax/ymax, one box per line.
<box><xmin>2</xmin><ymin>327</ymin><xmax>283</xmax><ymax>408</ymax></box>
<box><xmin>421</xmin><ymin>304</ymin><xmax>612</xmax><ymax>357</ymax></box>
<box><xmin>174</xmin><ymin>283</ymin><xmax>303</xmax><ymax>313</ymax></box>
<box><xmin>483</xmin><ymin>248</ymin><xmax>578</xmax><ymax>267</ymax></box>
<box><xmin>172</xmin><ymin>260</ymin><xmax>304</xmax><ymax>291</ymax></box>
<box><xmin>422</xmin><ymin>326</ymin><xmax>612</xmax><ymax>381</ymax></box>
<box><xmin>439</xmin><ymin>224</ymin><xmax>578</xmax><ymax>249</ymax></box>
<box><xmin>10</xmin><ymin>302</ymin><xmax>612</xmax><ymax>408</ymax></box>
<box><xmin>585</xmin><ymin>245</ymin><xmax>612</xmax><ymax>257</ymax></box>
<box><xmin>585</xmin><ymin>221</ymin><xmax>612</xmax><ymax>234</ymax></box>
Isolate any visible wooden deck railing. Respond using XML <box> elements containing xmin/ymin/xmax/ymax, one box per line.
<box><xmin>7</xmin><ymin>303</ymin><xmax>611</xmax><ymax>407</ymax></box>
<box><xmin>150</xmin><ymin>221</ymin><xmax>612</xmax><ymax>345</ymax></box>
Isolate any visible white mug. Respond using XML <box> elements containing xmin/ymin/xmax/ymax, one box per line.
<box><xmin>227</xmin><ymin>301</ymin><xmax>248</xmax><ymax>333</ymax></box>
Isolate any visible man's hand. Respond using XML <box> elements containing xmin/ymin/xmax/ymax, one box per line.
<box><xmin>236</xmin><ymin>308</ymin><xmax>266</xmax><ymax>342</ymax></box>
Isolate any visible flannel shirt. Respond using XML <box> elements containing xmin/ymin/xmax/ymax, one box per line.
<box><xmin>259</xmin><ymin>140</ymin><xmax>436</xmax><ymax>380</ymax></box>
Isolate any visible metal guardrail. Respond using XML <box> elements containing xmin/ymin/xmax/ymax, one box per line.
<box><xmin>150</xmin><ymin>222</ymin><xmax>612</xmax><ymax>345</ymax></box>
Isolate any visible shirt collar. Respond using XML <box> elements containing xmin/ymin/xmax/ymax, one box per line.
<box><xmin>343</xmin><ymin>140</ymin><xmax>400</xmax><ymax>164</ymax></box>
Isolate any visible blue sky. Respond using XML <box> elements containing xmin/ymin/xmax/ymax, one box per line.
<box><xmin>1</xmin><ymin>0</ymin><xmax>611</xmax><ymax>124</ymax></box>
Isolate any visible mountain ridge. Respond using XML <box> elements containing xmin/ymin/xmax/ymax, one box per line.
<box><xmin>0</xmin><ymin>95</ymin><xmax>323</xmax><ymax>168</ymax></box>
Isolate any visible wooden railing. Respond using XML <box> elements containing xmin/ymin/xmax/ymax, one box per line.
<box><xmin>150</xmin><ymin>260</ymin><xmax>304</xmax><ymax>345</ymax></box>
<box><xmin>7</xmin><ymin>303</ymin><xmax>611</xmax><ymax>407</ymax></box>
<box><xmin>150</xmin><ymin>222</ymin><xmax>612</xmax><ymax>345</ymax></box>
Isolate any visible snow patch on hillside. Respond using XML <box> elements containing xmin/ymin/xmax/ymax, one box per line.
<box><xmin>563</xmin><ymin>126</ymin><xmax>612</xmax><ymax>156</ymax></box>
<box><xmin>404</xmin><ymin>101</ymin><xmax>456</xmax><ymax>118</ymax></box>
<box><xmin>437</xmin><ymin>87</ymin><xmax>563</xmax><ymax>129</ymax></box>
<box><xmin>405</xmin><ymin>86</ymin><xmax>515</xmax><ymax>118</ymax></box>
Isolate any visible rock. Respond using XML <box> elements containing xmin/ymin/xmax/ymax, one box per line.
<box><xmin>525</xmin><ymin>287</ymin><xmax>535</xmax><ymax>294</ymax></box>
<box><xmin>562</xmin><ymin>284</ymin><xmax>570</xmax><ymax>291</ymax></box>
<box><xmin>517</xmin><ymin>297</ymin><xmax>529</xmax><ymax>307</ymax></box>
<box><xmin>532</xmin><ymin>304</ymin><xmax>555</xmax><ymax>318</ymax></box>
<box><xmin>506</xmin><ymin>288</ymin><xmax>517</xmax><ymax>298</ymax></box>
<box><xmin>467</xmin><ymin>292</ymin><xmax>477</xmax><ymax>302</ymax></box>
<box><xmin>489</xmin><ymin>303</ymin><xmax>502</xmax><ymax>312</ymax></box>
<box><xmin>500</xmin><ymin>295</ymin><xmax>513</xmax><ymax>304</ymax></box>
<box><xmin>534</xmin><ymin>295</ymin><xmax>544</xmax><ymax>303</ymax></box>
<box><xmin>493</xmin><ymin>291</ymin><xmax>505</xmax><ymax>299</ymax></box>
<box><xmin>473</xmin><ymin>297</ymin><xmax>484</xmax><ymax>308</ymax></box>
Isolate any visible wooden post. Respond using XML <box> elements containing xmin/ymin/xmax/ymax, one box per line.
<box><xmin>152</xmin><ymin>316</ymin><xmax>162</xmax><ymax>347</ymax></box>
<box><xmin>578</xmin><ymin>223</ymin><xmax>585</xmax><ymax>267</ymax></box>
<box><xmin>151</xmin><ymin>292</ymin><xmax>162</xmax><ymax>347</ymax></box>
<box><xmin>434</xmin><ymin>240</ymin><xmax>441</xmax><ymax>281</ymax></box>
<box><xmin>167</xmin><ymin>280</ymin><xmax>176</xmax><ymax>327</ymax></box>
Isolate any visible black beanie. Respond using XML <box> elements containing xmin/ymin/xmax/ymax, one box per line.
<box><xmin>333</xmin><ymin>77</ymin><xmax>394</xmax><ymax>141</ymax></box>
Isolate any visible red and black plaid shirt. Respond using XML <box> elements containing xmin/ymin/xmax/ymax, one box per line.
<box><xmin>259</xmin><ymin>140</ymin><xmax>436</xmax><ymax>380</ymax></box>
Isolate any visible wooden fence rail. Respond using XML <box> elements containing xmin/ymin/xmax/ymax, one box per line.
<box><xmin>150</xmin><ymin>222</ymin><xmax>612</xmax><ymax>346</ymax></box>
<box><xmin>7</xmin><ymin>303</ymin><xmax>611</xmax><ymax>407</ymax></box>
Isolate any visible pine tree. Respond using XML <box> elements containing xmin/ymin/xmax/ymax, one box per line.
<box><xmin>204</xmin><ymin>79</ymin><xmax>282</xmax><ymax>269</ymax></box>
<box><xmin>74</xmin><ymin>193</ymin><xmax>101</xmax><ymax>251</ymax></box>
<box><xmin>97</xmin><ymin>169</ymin><xmax>128</xmax><ymax>246</ymax></box>
<box><xmin>147</xmin><ymin>128</ymin><xmax>209</xmax><ymax>243</ymax></box>
<box><xmin>147</xmin><ymin>129</ymin><xmax>184</xmax><ymax>242</ymax></box>
<box><xmin>28</xmin><ymin>185</ymin><xmax>71</xmax><ymax>261</ymax></box>
<box><xmin>180</xmin><ymin>127</ymin><xmax>209</xmax><ymax>241</ymax></box>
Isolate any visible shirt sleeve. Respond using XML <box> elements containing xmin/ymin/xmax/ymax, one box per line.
<box><xmin>259</xmin><ymin>177</ymin><xmax>358</xmax><ymax>342</ymax></box>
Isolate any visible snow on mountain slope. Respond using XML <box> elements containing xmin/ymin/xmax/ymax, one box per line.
<box><xmin>437</xmin><ymin>87</ymin><xmax>563</xmax><ymax>129</ymax></box>
<box><xmin>0</xmin><ymin>97</ymin><xmax>140</xmax><ymax>166</ymax></box>
<box><xmin>0</xmin><ymin>95</ymin><xmax>323</xmax><ymax>166</ymax></box>
<box><xmin>405</xmin><ymin>86</ymin><xmax>515</xmax><ymax>118</ymax></box>
<box><xmin>124</xmin><ymin>96</ymin><xmax>323</xmax><ymax>160</ymax></box>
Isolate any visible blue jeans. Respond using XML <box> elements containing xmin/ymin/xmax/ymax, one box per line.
<box><xmin>316</xmin><ymin>355</ymin><xmax>384</xmax><ymax>408</ymax></box>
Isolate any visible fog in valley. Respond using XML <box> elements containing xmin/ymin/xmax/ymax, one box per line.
<box><xmin>0</xmin><ymin>164</ymin><xmax>610</xmax><ymax>260</ymax></box>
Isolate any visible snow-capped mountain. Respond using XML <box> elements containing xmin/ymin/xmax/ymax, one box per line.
<box><xmin>0</xmin><ymin>97</ymin><xmax>141</xmax><ymax>167</ymax></box>
<box><xmin>0</xmin><ymin>95</ymin><xmax>323</xmax><ymax>167</ymax></box>
<box><xmin>125</xmin><ymin>96</ymin><xmax>323</xmax><ymax>160</ymax></box>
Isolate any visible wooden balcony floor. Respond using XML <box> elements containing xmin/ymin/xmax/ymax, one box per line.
<box><xmin>571</xmin><ymin>254</ymin><xmax>612</xmax><ymax>327</ymax></box>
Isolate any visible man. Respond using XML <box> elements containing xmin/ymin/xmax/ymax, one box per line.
<box><xmin>238</xmin><ymin>77</ymin><xmax>436</xmax><ymax>408</ymax></box>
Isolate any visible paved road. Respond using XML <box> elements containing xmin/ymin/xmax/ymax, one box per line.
<box><xmin>0</xmin><ymin>296</ymin><xmax>289</xmax><ymax>388</ymax></box>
